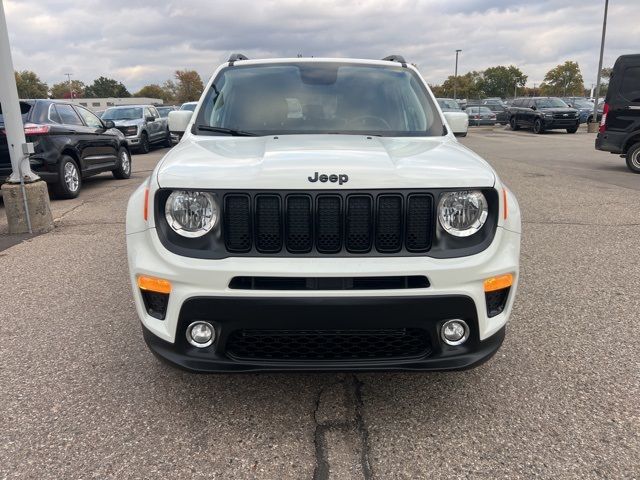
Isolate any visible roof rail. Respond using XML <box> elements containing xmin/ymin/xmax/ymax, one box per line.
<box><xmin>228</xmin><ymin>53</ymin><xmax>249</xmax><ymax>65</ymax></box>
<box><xmin>381</xmin><ymin>55</ymin><xmax>407</xmax><ymax>66</ymax></box>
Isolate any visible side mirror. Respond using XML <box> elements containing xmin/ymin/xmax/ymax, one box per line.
<box><xmin>531</xmin><ymin>105</ymin><xmax>537</xmax><ymax>110</ymax></box>
<box><xmin>168</xmin><ymin>110</ymin><xmax>193</xmax><ymax>134</ymax></box>
<box><xmin>145</xmin><ymin>115</ymin><xmax>156</xmax><ymax>122</ymax></box>
<box><xmin>103</xmin><ymin>120</ymin><xmax>115</xmax><ymax>129</ymax></box>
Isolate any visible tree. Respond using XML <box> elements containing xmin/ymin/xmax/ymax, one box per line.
<box><xmin>135</xmin><ymin>83</ymin><xmax>173</xmax><ymax>102</ymax></box>
<box><xmin>162</xmin><ymin>79</ymin><xmax>178</xmax><ymax>101</ymax></box>
<box><xmin>174</xmin><ymin>70</ymin><xmax>204</xmax><ymax>103</ymax></box>
<box><xmin>14</xmin><ymin>70</ymin><xmax>48</xmax><ymax>98</ymax></box>
<box><xmin>481</xmin><ymin>65</ymin><xmax>527</xmax><ymax>98</ymax></box>
<box><xmin>440</xmin><ymin>71</ymin><xmax>485</xmax><ymax>99</ymax></box>
<box><xmin>84</xmin><ymin>76</ymin><xmax>131</xmax><ymax>98</ymax></box>
<box><xmin>50</xmin><ymin>80</ymin><xmax>86</xmax><ymax>99</ymax></box>
<box><xmin>539</xmin><ymin>61</ymin><xmax>585</xmax><ymax>96</ymax></box>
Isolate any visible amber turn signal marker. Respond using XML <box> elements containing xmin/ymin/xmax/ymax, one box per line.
<box><xmin>137</xmin><ymin>275</ymin><xmax>172</xmax><ymax>294</ymax></box>
<box><xmin>502</xmin><ymin>188</ymin><xmax>508</xmax><ymax>220</ymax></box>
<box><xmin>484</xmin><ymin>273</ymin><xmax>513</xmax><ymax>292</ymax></box>
<box><xmin>143</xmin><ymin>188</ymin><xmax>150</xmax><ymax>220</ymax></box>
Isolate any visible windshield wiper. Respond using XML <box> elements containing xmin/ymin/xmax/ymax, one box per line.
<box><xmin>195</xmin><ymin>125</ymin><xmax>257</xmax><ymax>136</ymax></box>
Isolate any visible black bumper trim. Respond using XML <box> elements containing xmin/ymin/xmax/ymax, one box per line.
<box><xmin>141</xmin><ymin>295</ymin><xmax>506</xmax><ymax>372</ymax></box>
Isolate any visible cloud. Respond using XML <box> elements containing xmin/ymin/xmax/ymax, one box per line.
<box><xmin>4</xmin><ymin>0</ymin><xmax>637</xmax><ymax>92</ymax></box>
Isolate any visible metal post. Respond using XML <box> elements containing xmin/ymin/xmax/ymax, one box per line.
<box><xmin>453</xmin><ymin>49</ymin><xmax>461</xmax><ymax>100</ymax></box>
<box><xmin>65</xmin><ymin>72</ymin><xmax>73</xmax><ymax>99</ymax></box>
<box><xmin>514</xmin><ymin>83</ymin><xmax>517</xmax><ymax>99</ymax></box>
<box><xmin>0</xmin><ymin>0</ymin><xmax>39</xmax><ymax>184</ymax></box>
<box><xmin>592</xmin><ymin>0</ymin><xmax>608</xmax><ymax>125</ymax></box>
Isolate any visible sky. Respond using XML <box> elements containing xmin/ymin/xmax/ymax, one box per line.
<box><xmin>4</xmin><ymin>0</ymin><xmax>639</xmax><ymax>92</ymax></box>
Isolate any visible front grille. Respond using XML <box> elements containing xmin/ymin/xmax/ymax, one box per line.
<box><xmin>553</xmin><ymin>113</ymin><xmax>576</xmax><ymax>119</ymax></box>
<box><xmin>226</xmin><ymin>328</ymin><xmax>432</xmax><ymax>361</ymax></box>
<box><xmin>223</xmin><ymin>191</ymin><xmax>434</xmax><ymax>255</ymax></box>
<box><xmin>228</xmin><ymin>275</ymin><xmax>430</xmax><ymax>290</ymax></box>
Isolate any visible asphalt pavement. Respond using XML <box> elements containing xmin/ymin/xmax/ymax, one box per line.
<box><xmin>1</xmin><ymin>127</ymin><xmax>639</xmax><ymax>479</ymax></box>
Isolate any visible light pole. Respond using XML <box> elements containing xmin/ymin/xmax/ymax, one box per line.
<box><xmin>453</xmin><ymin>49</ymin><xmax>461</xmax><ymax>100</ymax></box>
<box><xmin>65</xmin><ymin>72</ymin><xmax>73</xmax><ymax>99</ymax></box>
<box><xmin>590</xmin><ymin>0</ymin><xmax>609</xmax><ymax>131</ymax></box>
<box><xmin>0</xmin><ymin>0</ymin><xmax>52</xmax><ymax>233</ymax></box>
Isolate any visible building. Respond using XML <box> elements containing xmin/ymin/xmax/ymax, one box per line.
<box><xmin>69</xmin><ymin>97</ymin><xmax>163</xmax><ymax>112</ymax></box>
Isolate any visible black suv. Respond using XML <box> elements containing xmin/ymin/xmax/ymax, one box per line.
<box><xmin>595</xmin><ymin>54</ymin><xmax>640</xmax><ymax>173</ymax></box>
<box><xmin>508</xmin><ymin>97</ymin><xmax>580</xmax><ymax>134</ymax></box>
<box><xmin>0</xmin><ymin>99</ymin><xmax>131</xmax><ymax>198</ymax></box>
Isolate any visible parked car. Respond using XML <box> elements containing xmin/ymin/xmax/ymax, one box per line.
<box><xmin>508</xmin><ymin>97</ymin><xmax>579</xmax><ymax>134</ymax></box>
<box><xmin>469</xmin><ymin>102</ymin><xmax>508</xmax><ymax>125</ymax></box>
<box><xmin>466</xmin><ymin>106</ymin><xmax>496</xmax><ymax>126</ymax></box>
<box><xmin>179</xmin><ymin>102</ymin><xmax>198</xmax><ymax>112</ymax></box>
<box><xmin>562</xmin><ymin>97</ymin><xmax>596</xmax><ymax>124</ymax></box>
<box><xmin>596</xmin><ymin>53</ymin><xmax>640</xmax><ymax>173</ymax></box>
<box><xmin>436</xmin><ymin>98</ymin><xmax>469</xmax><ymax>136</ymax></box>
<box><xmin>101</xmin><ymin>105</ymin><xmax>170</xmax><ymax>154</ymax></box>
<box><xmin>131</xmin><ymin>54</ymin><xmax>521</xmax><ymax>372</ymax></box>
<box><xmin>156</xmin><ymin>106</ymin><xmax>177</xmax><ymax>118</ymax></box>
<box><xmin>0</xmin><ymin>99</ymin><xmax>131</xmax><ymax>199</ymax></box>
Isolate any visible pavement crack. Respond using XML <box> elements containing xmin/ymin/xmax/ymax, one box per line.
<box><xmin>313</xmin><ymin>384</ymin><xmax>331</xmax><ymax>480</ymax></box>
<box><xmin>523</xmin><ymin>220</ymin><xmax>640</xmax><ymax>227</ymax></box>
<box><xmin>353</xmin><ymin>376</ymin><xmax>374</xmax><ymax>480</ymax></box>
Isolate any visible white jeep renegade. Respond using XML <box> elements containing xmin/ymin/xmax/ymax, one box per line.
<box><xmin>126</xmin><ymin>54</ymin><xmax>521</xmax><ymax>372</ymax></box>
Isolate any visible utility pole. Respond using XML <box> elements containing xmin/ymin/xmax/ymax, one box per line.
<box><xmin>453</xmin><ymin>49</ymin><xmax>461</xmax><ymax>100</ymax></box>
<box><xmin>0</xmin><ymin>0</ymin><xmax>53</xmax><ymax>234</ymax></box>
<box><xmin>533</xmin><ymin>83</ymin><xmax>537</xmax><ymax>96</ymax></box>
<box><xmin>65</xmin><ymin>72</ymin><xmax>73</xmax><ymax>99</ymax></box>
<box><xmin>514</xmin><ymin>83</ymin><xmax>517</xmax><ymax>99</ymax></box>
<box><xmin>590</xmin><ymin>0</ymin><xmax>609</xmax><ymax>132</ymax></box>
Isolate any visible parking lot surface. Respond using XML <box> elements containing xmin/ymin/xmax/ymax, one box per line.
<box><xmin>1</xmin><ymin>128</ymin><xmax>639</xmax><ymax>479</ymax></box>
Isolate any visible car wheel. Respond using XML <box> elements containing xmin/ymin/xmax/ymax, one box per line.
<box><xmin>533</xmin><ymin>118</ymin><xmax>545</xmax><ymax>134</ymax></box>
<box><xmin>163</xmin><ymin>129</ymin><xmax>172</xmax><ymax>147</ymax></box>
<box><xmin>626</xmin><ymin>142</ymin><xmax>640</xmax><ymax>174</ymax></box>
<box><xmin>509</xmin><ymin>117</ymin><xmax>519</xmax><ymax>130</ymax></box>
<box><xmin>54</xmin><ymin>155</ymin><xmax>81</xmax><ymax>199</ymax></box>
<box><xmin>587</xmin><ymin>115</ymin><xmax>593</xmax><ymax>124</ymax></box>
<box><xmin>138</xmin><ymin>132</ymin><xmax>150</xmax><ymax>154</ymax></box>
<box><xmin>112</xmin><ymin>147</ymin><xmax>132</xmax><ymax>179</ymax></box>
<box><xmin>566</xmin><ymin>126</ymin><xmax>578</xmax><ymax>134</ymax></box>
<box><xmin>458</xmin><ymin>132</ymin><xmax>467</xmax><ymax>137</ymax></box>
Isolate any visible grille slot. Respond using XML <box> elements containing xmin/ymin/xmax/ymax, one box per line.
<box><xmin>226</xmin><ymin>328</ymin><xmax>432</xmax><ymax>361</ymax></box>
<box><xmin>316</xmin><ymin>195</ymin><xmax>342</xmax><ymax>253</ymax></box>
<box><xmin>376</xmin><ymin>195</ymin><xmax>403</xmax><ymax>252</ymax></box>
<box><xmin>224</xmin><ymin>195</ymin><xmax>252</xmax><ymax>252</ymax></box>
<box><xmin>405</xmin><ymin>194</ymin><xmax>433</xmax><ymax>252</ymax></box>
<box><xmin>255</xmin><ymin>195</ymin><xmax>282</xmax><ymax>253</ymax></box>
<box><xmin>229</xmin><ymin>275</ymin><xmax>430</xmax><ymax>290</ymax></box>
<box><xmin>286</xmin><ymin>195</ymin><xmax>312</xmax><ymax>253</ymax></box>
<box><xmin>345</xmin><ymin>195</ymin><xmax>372</xmax><ymax>253</ymax></box>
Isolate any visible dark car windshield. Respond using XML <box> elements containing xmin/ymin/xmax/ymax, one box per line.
<box><xmin>571</xmin><ymin>100</ymin><xmax>592</xmax><ymax>109</ymax></box>
<box><xmin>195</xmin><ymin>62</ymin><xmax>444</xmax><ymax>137</ymax></box>
<box><xmin>536</xmin><ymin>98</ymin><xmax>568</xmax><ymax>108</ymax></box>
<box><xmin>437</xmin><ymin>99</ymin><xmax>461</xmax><ymax>111</ymax></box>
<box><xmin>102</xmin><ymin>107</ymin><xmax>143</xmax><ymax>120</ymax></box>
<box><xmin>180</xmin><ymin>103</ymin><xmax>197</xmax><ymax>112</ymax></box>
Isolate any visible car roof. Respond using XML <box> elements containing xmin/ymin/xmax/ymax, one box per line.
<box><xmin>222</xmin><ymin>57</ymin><xmax>413</xmax><ymax>68</ymax></box>
<box><xmin>106</xmin><ymin>105</ymin><xmax>151</xmax><ymax>109</ymax></box>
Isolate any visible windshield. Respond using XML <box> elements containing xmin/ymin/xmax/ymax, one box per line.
<box><xmin>536</xmin><ymin>98</ymin><xmax>568</xmax><ymax>108</ymax></box>
<box><xmin>157</xmin><ymin>107</ymin><xmax>173</xmax><ymax>117</ymax></box>
<box><xmin>102</xmin><ymin>107</ymin><xmax>143</xmax><ymax>120</ymax></box>
<box><xmin>0</xmin><ymin>101</ymin><xmax>32</xmax><ymax>124</ymax></box>
<box><xmin>195</xmin><ymin>62</ymin><xmax>444</xmax><ymax>137</ymax></box>
<box><xmin>437</xmin><ymin>99</ymin><xmax>461</xmax><ymax>111</ymax></box>
<box><xmin>572</xmin><ymin>100</ymin><xmax>592</xmax><ymax>108</ymax></box>
<box><xmin>181</xmin><ymin>103</ymin><xmax>197</xmax><ymax>111</ymax></box>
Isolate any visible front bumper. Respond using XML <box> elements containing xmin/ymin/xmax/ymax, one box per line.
<box><xmin>127</xmin><ymin>219</ymin><xmax>520</xmax><ymax>371</ymax></box>
<box><xmin>126</xmin><ymin>136</ymin><xmax>141</xmax><ymax>146</ymax></box>
<box><xmin>543</xmin><ymin>118</ymin><xmax>579</xmax><ymax>129</ymax></box>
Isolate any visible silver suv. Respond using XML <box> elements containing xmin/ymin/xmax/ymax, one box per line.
<box><xmin>102</xmin><ymin>105</ymin><xmax>170</xmax><ymax>153</ymax></box>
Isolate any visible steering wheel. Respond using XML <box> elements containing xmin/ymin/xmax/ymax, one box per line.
<box><xmin>347</xmin><ymin>115</ymin><xmax>391</xmax><ymax>130</ymax></box>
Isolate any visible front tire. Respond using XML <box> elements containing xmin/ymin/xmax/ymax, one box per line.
<box><xmin>566</xmin><ymin>126</ymin><xmax>578</xmax><ymax>134</ymax></box>
<box><xmin>138</xmin><ymin>132</ymin><xmax>150</xmax><ymax>154</ymax></box>
<box><xmin>626</xmin><ymin>142</ymin><xmax>640</xmax><ymax>174</ymax></box>
<box><xmin>163</xmin><ymin>129</ymin><xmax>172</xmax><ymax>147</ymax></box>
<box><xmin>533</xmin><ymin>118</ymin><xmax>545</xmax><ymax>134</ymax></box>
<box><xmin>112</xmin><ymin>147</ymin><xmax>132</xmax><ymax>179</ymax></box>
<box><xmin>54</xmin><ymin>155</ymin><xmax>81</xmax><ymax>199</ymax></box>
<box><xmin>509</xmin><ymin>117</ymin><xmax>520</xmax><ymax>130</ymax></box>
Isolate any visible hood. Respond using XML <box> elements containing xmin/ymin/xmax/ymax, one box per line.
<box><xmin>156</xmin><ymin>134</ymin><xmax>495</xmax><ymax>190</ymax></box>
<box><xmin>113</xmin><ymin>118</ymin><xmax>143</xmax><ymax>127</ymax></box>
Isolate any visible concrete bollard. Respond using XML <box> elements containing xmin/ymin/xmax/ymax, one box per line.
<box><xmin>587</xmin><ymin>122</ymin><xmax>600</xmax><ymax>133</ymax></box>
<box><xmin>1</xmin><ymin>181</ymin><xmax>54</xmax><ymax>234</ymax></box>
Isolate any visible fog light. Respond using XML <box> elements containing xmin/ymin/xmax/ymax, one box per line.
<box><xmin>186</xmin><ymin>321</ymin><xmax>215</xmax><ymax>348</ymax></box>
<box><xmin>441</xmin><ymin>319</ymin><xmax>469</xmax><ymax>346</ymax></box>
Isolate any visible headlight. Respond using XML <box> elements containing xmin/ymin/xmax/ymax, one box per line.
<box><xmin>544</xmin><ymin>113</ymin><xmax>554</xmax><ymax>118</ymax></box>
<box><xmin>165</xmin><ymin>190</ymin><xmax>218</xmax><ymax>238</ymax></box>
<box><xmin>125</xmin><ymin>126</ymin><xmax>137</xmax><ymax>135</ymax></box>
<box><xmin>438</xmin><ymin>190</ymin><xmax>488</xmax><ymax>237</ymax></box>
